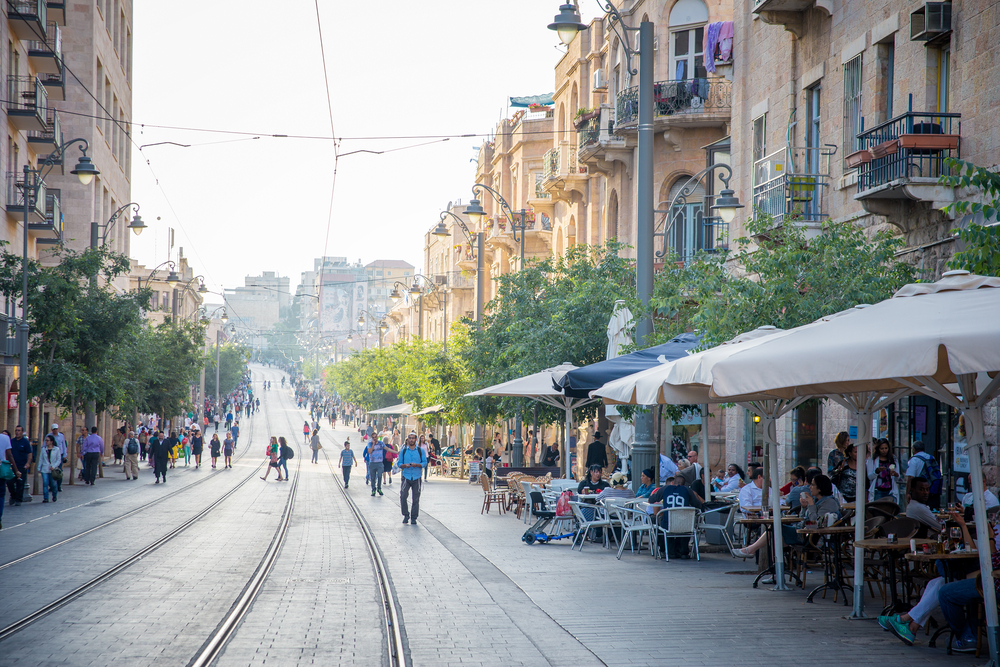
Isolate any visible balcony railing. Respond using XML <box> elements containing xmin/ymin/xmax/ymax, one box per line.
<box><xmin>446</xmin><ymin>271</ymin><xmax>475</xmax><ymax>289</ymax></box>
<box><xmin>753</xmin><ymin>173</ymin><xmax>830</xmax><ymax>222</ymax></box>
<box><xmin>6</xmin><ymin>172</ymin><xmax>46</xmax><ymax>222</ymax></box>
<box><xmin>27</xmin><ymin>23</ymin><xmax>61</xmax><ymax>75</ymax></box>
<box><xmin>7</xmin><ymin>75</ymin><xmax>47</xmax><ymax>130</ymax></box>
<box><xmin>662</xmin><ymin>200</ymin><xmax>730</xmax><ymax>265</ymax></box>
<box><xmin>533</xmin><ymin>174</ymin><xmax>550</xmax><ymax>200</ymax></box>
<box><xmin>27</xmin><ymin>106</ymin><xmax>58</xmax><ymax>145</ymax></box>
<box><xmin>7</xmin><ymin>0</ymin><xmax>46</xmax><ymax>40</ymax></box>
<box><xmin>543</xmin><ymin>147</ymin><xmax>560</xmax><ymax>180</ymax></box>
<box><xmin>578</xmin><ymin>116</ymin><xmax>601</xmax><ymax>152</ymax></box>
<box><xmin>542</xmin><ymin>144</ymin><xmax>586</xmax><ymax>181</ymax></box>
<box><xmin>855</xmin><ymin>111</ymin><xmax>961</xmax><ymax>194</ymax></box>
<box><xmin>33</xmin><ymin>188</ymin><xmax>62</xmax><ymax>243</ymax></box>
<box><xmin>616</xmin><ymin>79</ymin><xmax>732</xmax><ymax>127</ymax></box>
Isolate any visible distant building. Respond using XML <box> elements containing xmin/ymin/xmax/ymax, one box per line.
<box><xmin>365</xmin><ymin>259</ymin><xmax>414</xmax><ymax>318</ymax></box>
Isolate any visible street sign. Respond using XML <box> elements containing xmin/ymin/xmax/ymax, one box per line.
<box><xmin>848</xmin><ymin>425</ymin><xmax>858</xmax><ymax>439</ymax></box>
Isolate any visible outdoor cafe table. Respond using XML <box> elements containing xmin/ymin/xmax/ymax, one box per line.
<box><xmin>797</xmin><ymin>526</ymin><xmax>857</xmax><ymax>605</ymax></box>
<box><xmin>855</xmin><ymin>538</ymin><xmax>936</xmax><ymax>614</ymax></box>
<box><xmin>548</xmin><ymin>479</ymin><xmax>578</xmax><ymax>493</ymax></box>
<box><xmin>738</xmin><ymin>517</ymin><xmax>803</xmax><ymax>589</ymax></box>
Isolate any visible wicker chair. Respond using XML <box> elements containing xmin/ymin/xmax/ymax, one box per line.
<box><xmin>480</xmin><ymin>472</ymin><xmax>506</xmax><ymax>515</ymax></box>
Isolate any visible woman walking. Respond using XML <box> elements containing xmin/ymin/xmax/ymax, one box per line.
<box><xmin>302</xmin><ymin>421</ymin><xmax>310</xmax><ymax>445</ymax></box>
<box><xmin>181</xmin><ymin>430</ymin><xmax>192</xmax><ymax>467</ymax></box>
<box><xmin>310</xmin><ymin>430</ymin><xmax>322</xmax><ymax>464</ymax></box>
<box><xmin>278</xmin><ymin>436</ymin><xmax>291</xmax><ymax>480</ymax></box>
<box><xmin>39</xmin><ymin>434</ymin><xmax>61</xmax><ymax>503</ymax></box>
<box><xmin>223</xmin><ymin>431</ymin><xmax>235</xmax><ymax>469</ymax></box>
<box><xmin>210</xmin><ymin>433</ymin><xmax>221</xmax><ymax>469</ymax></box>
<box><xmin>262</xmin><ymin>436</ymin><xmax>283</xmax><ymax>481</ymax></box>
<box><xmin>191</xmin><ymin>428</ymin><xmax>204</xmax><ymax>469</ymax></box>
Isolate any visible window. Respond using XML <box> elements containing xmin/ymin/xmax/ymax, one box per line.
<box><xmin>667</xmin><ymin>176</ymin><xmax>705</xmax><ymax>262</ymax></box>
<box><xmin>842</xmin><ymin>54</ymin><xmax>863</xmax><ymax>166</ymax></box>
<box><xmin>669</xmin><ymin>0</ymin><xmax>708</xmax><ymax>80</ymax></box>
<box><xmin>104</xmin><ymin>78</ymin><xmax>112</xmax><ymax>138</ymax></box>
<box><xmin>96</xmin><ymin>61</ymin><xmax>104</xmax><ymax>132</ymax></box>
<box><xmin>937</xmin><ymin>47</ymin><xmax>950</xmax><ymax>113</ymax></box>
<box><xmin>152</xmin><ymin>291</ymin><xmax>159</xmax><ymax>309</ymax></box>
<box><xmin>791</xmin><ymin>403</ymin><xmax>820</xmax><ymax>470</ymax></box>
<box><xmin>806</xmin><ymin>85</ymin><xmax>821</xmax><ymax>174</ymax></box>
<box><xmin>752</xmin><ymin>113</ymin><xmax>767</xmax><ymax>186</ymax></box>
<box><xmin>884</xmin><ymin>42</ymin><xmax>895</xmax><ymax>119</ymax></box>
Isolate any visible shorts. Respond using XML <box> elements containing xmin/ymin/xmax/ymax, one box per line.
<box><xmin>269</xmin><ymin>461</ymin><xmax>279</xmax><ymax>468</ymax></box>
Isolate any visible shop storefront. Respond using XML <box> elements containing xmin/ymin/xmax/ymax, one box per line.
<box><xmin>881</xmin><ymin>397</ymin><xmax>963</xmax><ymax>503</ymax></box>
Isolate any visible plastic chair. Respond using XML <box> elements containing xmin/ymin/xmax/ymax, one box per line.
<box><xmin>569</xmin><ymin>500</ymin><xmax>617</xmax><ymax>551</ymax></box>
<box><xmin>699</xmin><ymin>503</ymin><xmax>738</xmax><ymax>554</ymax></box>
<box><xmin>653</xmin><ymin>507</ymin><xmax>700</xmax><ymax>561</ymax></box>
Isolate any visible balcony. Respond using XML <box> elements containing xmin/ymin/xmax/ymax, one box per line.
<box><xmin>6</xmin><ymin>172</ymin><xmax>47</xmax><ymax>222</ymax></box>
<box><xmin>7</xmin><ymin>76</ymin><xmax>47</xmax><ymax>131</ymax></box>
<box><xmin>665</xmin><ymin>215</ymin><xmax>730</xmax><ymax>266</ymax></box>
<box><xmin>753</xmin><ymin>0</ymin><xmax>832</xmax><ymax>35</ymax></box>
<box><xmin>853</xmin><ymin>112</ymin><xmax>960</xmax><ymax>213</ymax></box>
<box><xmin>27</xmin><ymin>107</ymin><xmax>59</xmax><ymax>147</ymax></box>
<box><xmin>31</xmin><ymin>188</ymin><xmax>62</xmax><ymax>244</ymax></box>
<box><xmin>578</xmin><ymin>105</ymin><xmax>630</xmax><ymax>173</ymax></box>
<box><xmin>0</xmin><ymin>314</ymin><xmax>18</xmax><ymax>366</ymax></box>
<box><xmin>615</xmin><ymin>79</ymin><xmax>731</xmax><ymax>132</ymax></box>
<box><xmin>752</xmin><ymin>147</ymin><xmax>833</xmax><ymax>230</ymax></box>
<box><xmin>39</xmin><ymin>69</ymin><xmax>64</xmax><ymax>101</ymax></box>
<box><xmin>7</xmin><ymin>0</ymin><xmax>46</xmax><ymax>41</ymax></box>
<box><xmin>27</xmin><ymin>23</ymin><xmax>61</xmax><ymax>74</ymax></box>
<box><xmin>445</xmin><ymin>271</ymin><xmax>475</xmax><ymax>290</ymax></box>
<box><xmin>47</xmin><ymin>1</ymin><xmax>65</xmax><ymax>25</ymax></box>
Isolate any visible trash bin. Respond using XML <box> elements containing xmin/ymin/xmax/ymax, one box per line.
<box><xmin>701</xmin><ymin>501</ymin><xmax>730</xmax><ymax>545</ymax></box>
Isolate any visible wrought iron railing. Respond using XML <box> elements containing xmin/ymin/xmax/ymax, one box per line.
<box><xmin>752</xmin><ymin>173</ymin><xmax>830</xmax><ymax>223</ymax></box>
<box><xmin>578</xmin><ymin>116</ymin><xmax>600</xmax><ymax>152</ymax></box>
<box><xmin>543</xmin><ymin>147</ymin><xmax>560</xmax><ymax>180</ymax></box>
<box><xmin>616</xmin><ymin>78</ymin><xmax>732</xmax><ymax>126</ymax></box>
<box><xmin>533</xmin><ymin>175</ymin><xmax>550</xmax><ymax>200</ymax></box>
<box><xmin>6</xmin><ymin>172</ymin><xmax>46</xmax><ymax>219</ymax></box>
<box><xmin>8</xmin><ymin>0</ymin><xmax>46</xmax><ymax>25</ymax></box>
<box><xmin>856</xmin><ymin>111</ymin><xmax>961</xmax><ymax>193</ymax></box>
<box><xmin>7</xmin><ymin>75</ymin><xmax>47</xmax><ymax>118</ymax></box>
<box><xmin>661</xmin><ymin>200</ymin><xmax>730</xmax><ymax>265</ymax></box>
<box><xmin>28</xmin><ymin>107</ymin><xmax>58</xmax><ymax>143</ymax></box>
<box><xmin>42</xmin><ymin>189</ymin><xmax>62</xmax><ymax>235</ymax></box>
<box><xmin>27</xmin><ymin>22</ymin><xmax>60</xmax><ymax>60</ymax></box>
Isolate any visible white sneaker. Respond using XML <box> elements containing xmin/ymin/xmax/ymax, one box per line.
<box><xmin>731</xmin><ymin>547</ymin><xmax>752</xmax><ymax>558</ymax></box>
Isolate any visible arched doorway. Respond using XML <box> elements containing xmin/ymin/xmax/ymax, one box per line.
<box><xmin>666</xmin><ymin>176</ymin><xmax>706</xmax><ymax>261</ymax></box>
<box><xmin>607</xmin><ymin>190</ymin><xmax>619</xmax><ymax>241</ymax></box>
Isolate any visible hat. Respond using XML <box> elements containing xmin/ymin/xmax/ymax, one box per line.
<box><xmin>611</xmin><ymin>472</ymin><xmax>627</xmax><ymax>486</ymax></box>
<box><xmin>593</xmin><ymin>431</ymin><xmax>603</xmax><ymax>439</ymax></box>
<box><xmin>642</xmin><ymin>467</ymin><xmax>655</xmax><ymax>479</ymax></box>
<box><xmin>51</xmin><ymin>424</ymin><xmax>58</xmax><ymax>430</ymax></box>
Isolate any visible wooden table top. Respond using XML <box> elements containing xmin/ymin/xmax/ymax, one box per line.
<box><xmin>738</xmin><ymin>517</ymin><xmax>801</xmax><ymax>525</ymax></box>
<box><xmin>796</xmin><ymin>525</ymin><xmax>856</xmax><ymax>535</ymax></box>
<box><xmin>855</xmin><ymin>538</ymin><xmax>935</xmax><ymax>550</ymax></box>
<box><xmin>905</xmin><ymin>551</ymin><xmax>980</xmax><ymax>562</ymax></box>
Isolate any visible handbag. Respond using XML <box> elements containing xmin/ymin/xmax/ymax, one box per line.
<box><xmin>0</xmin><ymin>460</ymin><xmax>14</xmax><ymax>481</ymax></box>
<box><xmin>51</xmin><ymin>466</ymin><xmax>63</xmax><ymax>482</ymax></box>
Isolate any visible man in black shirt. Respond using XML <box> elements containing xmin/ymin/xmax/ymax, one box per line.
<box><xmin>541</xmin><ymin>444</ymin><xmax>560</xmax><ymax>468</ymax></box>
<box><xmin>649</xmin><ymin>476</ymin><xmax>703</xmax><ymax>558</ymax></box>
<box><xmin>585</xmin><ymin>431</ymin><xmax>608</xmax><ymax>470</ymax></box>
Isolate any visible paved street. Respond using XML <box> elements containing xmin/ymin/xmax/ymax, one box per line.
<box><xmin>0</xmin><ymin>367</ymin><xmax>977</xmax><ymax>666</ymax></box>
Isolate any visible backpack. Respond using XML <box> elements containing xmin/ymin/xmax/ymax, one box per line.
<box><xmin>281</xmin><ymin>444</ymin><xmax>294</xmax><ymax>460</ymax></box>
<box><xmin>126</xmin><ymin>438</ymin><xmax>139</xmax><ymax>455</ymax></box>
<box><xmin>916</xmin><ymin>452</ymin><xmax>943</xmax><ymax>494</ymax></box>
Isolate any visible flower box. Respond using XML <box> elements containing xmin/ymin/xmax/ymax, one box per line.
<box><xmin>870</xmin><ymin>139</ymin><xmax>899</xmax><ymax>159</ymax></box>
<box><xmin>844</xmin><ymin>150</ymin><xmax>872</xmax><ymax>168</ymax></box>
<box><xmin>898</xmin><ymin>134</ymin><xmax>961</xmax><ymax>151</ymax></box>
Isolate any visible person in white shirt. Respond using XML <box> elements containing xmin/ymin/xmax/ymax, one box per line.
<box><xmin>738</xmin><ymin>467</ymin><xmax>764</xmax><ymax>510</ymax></box>
<box><xmin>719</xmin><ymin>463</ymin><xmax>745</xmax><ymax>492</ymax></box>
<box><xmin>906</xmin><ymin>478</ymin><xmax>944</xmax><ymax>533</ymax></box>
<box><xmin>962</xmin><ymin>489</ymin><xmax>1000</xmax><ymax>512</ymax></box>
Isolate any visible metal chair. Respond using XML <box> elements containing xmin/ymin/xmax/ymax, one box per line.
<box><xmin>698</xmin><ymin>503</ymin><xmax>738</xmax><ymax>554</ymax></box>
<box><xmin>653</xmin><ymin>507</ymin><xmax>700</xmax><ymax>561</ymax></box>
<box><xmin>611</xmin><ymin>505</ymin><xmax>656</xmax><ymax>559</ymax></box>
<box><xmin>569</xmin><ymin>500</ymin><xmax>617</xmax><ymax>551</ymax></box>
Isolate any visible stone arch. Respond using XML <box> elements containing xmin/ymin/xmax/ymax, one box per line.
<box><xmin>558</xmin><ymin>103</ymin><xmax>566</xmax><ymax>142</ymax></box>
<box><xmin>607</xmin><ymin>189</ymin><xmax>619</xmax><ymax>241</ymax></box>
<box><xmin>555</xmin><ymin>225</ymin><xmax>564</xmax><ymax>257</ymax></box>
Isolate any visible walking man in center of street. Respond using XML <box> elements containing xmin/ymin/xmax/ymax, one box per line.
<box><xmin>340</xmin><ymin>440</ymin><xmax>356</xmax><ymax>488</ymax></box>
<box><xmin>399</xmin><ymin>431</ymin><xmax>426</xmax><ymax>525</ymax></box>
<box><xmin>367</xmin><ymin>435</ymin><xmax>385</xmax><ymax>497</ymax></box>
<box><xmin>82</xmin><ymin>426</ymin><xmax>103</xmax><ymax>486</ymax></box>
<box><xmin>50</xmin><ymin>424</ymin><xmax>67</xmax><ymax>493</ymax></box>
<box><xmin>150</xmin><ymin>431</ymin><xmax>170</xmax><ymax>484</ymax></box>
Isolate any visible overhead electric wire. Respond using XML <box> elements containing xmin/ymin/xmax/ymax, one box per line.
<box><xmin>313</xmin><ymin>0</ymin><xmax>340</xmax><ymax>328</ymax></box>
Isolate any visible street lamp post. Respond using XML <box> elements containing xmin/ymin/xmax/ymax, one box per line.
<box><xmin>654</xmin><ymin>164</ymin><xmax>742</xmax><ymax>261</ymax></box>
<box><xmin>18</xmin><ymin>140</ymin><xmax>100</xmax><ymax>431</ymax></box>
<box><xmin>461</xmin><ymin>188</ymin><xmax>529</xmax><ymax>465</ymax></box>
<box><xmin>90</xmin><ymin>202</ymin><xmax>146</xmax><ymax>249</ymax></box>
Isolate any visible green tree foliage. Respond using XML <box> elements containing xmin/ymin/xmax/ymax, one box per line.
<box><xmin>0</xmin><ymin>245</ymin><xmax>150</xmax><ymax>416</ymax></box>
<box><xmin>939</xmin><ymin>159</ymin><xmax>1000</xmax><ymax>276</ymax></box>
<box><xmin>131</xmin><ymin>320</ymin><xmax>207</xmax><ymax>419</ymax></box>
<box><xmin>205</xmin><ymin>342</ymin><xmax>250</xmax><ymax>399</ymax></box>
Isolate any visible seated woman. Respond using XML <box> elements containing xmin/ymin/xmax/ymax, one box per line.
<box><xmin>782</xmin><ymin>467</ymin><xmax>810</xmax><ymax>506</ymax></box>
<box><xmin>635</xmin><ymin>468</ymin><xmax>656</xmax><ymax>498</ymax></box>
<box><xmin>719</xmin><ymin>464</ymin><xmax>745</xmax><ymax>492</ymax></box>
<box><xmin>596</xmin><ymin>472</ymin><xmax>635</xmax><ymax>501</ymax></box>
<box><xmin>731</xmin><ymin>474</ymin><xmax>840</xmax><ymax>558</ymax></box>
<box><xmin>577</xmin><ymin>464</ymin><xmax>610</xmax><ymax>495</ymax></box>
<box><xmin>780</xmin><ymin>466</ymin><xmax>807</xmax><ymax>496</ymax></box>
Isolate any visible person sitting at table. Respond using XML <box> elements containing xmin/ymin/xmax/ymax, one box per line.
<box><xmin>780</xmin><ymin>466</ymin><xmax>807</xmax><ymax>496</ymax></box>
<box><xmin>635</xmin><ymin>469</ymin><xmax>656</xmax><ymax>498</ymax></box>
<box><xmin>784</xmin><ymin>468</ymin><xmax>816</xmax><ymax>512</ymax></box>
<box><xmin>731</xmin><ymin>474</ymin><xmax>841</xmax><ymax>558</ymax></box>
<box><xmin>578</xmin><ymin>464</ymin><xmax>610</xmax><ymax>495</ymax></box>
<box><xmin>962</xmin><ymin>488</ymin><xmax>1000</xmax><ymax>515</ymax></box>
<box><xmin>649</xmin><ymin>476</ymin><xmax>703</xmax><ymax>559</ymax></box>
<box><xmin>806</xmin><ymin>465</ymin><xmax>845</xmax><ymax>503</ymax></box>
<box><xmin>738</xmin><ymin>467</ymin><xmax>764</xmax><ymax>511</ymax></box>
<box><xmin>879</xmin><ymin>510</ymin><xmax>978</xmax><ymax>647</ymax></box>
<box><xmin>596</xmin><ymin>472</ymin><xmax>635</xmax><ymax>502</ymax></box>
<box><xmin>906</xmin><ymin>477</ymin><xmax>944</xmax><ymax>534</ymax></box>
<box><xmin>541</xmin><ymin>443</ymin><xmax>560</xmax><ymax>468</ymax></box>
<box><xmin>718</xmin><ymin>463</ymin><xmax>745</xmax><ymax>492</ymax></box>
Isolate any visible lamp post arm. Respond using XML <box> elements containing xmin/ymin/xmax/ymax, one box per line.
<box><xmin>37</xmin><ymin>138</ymin><xmax>91</xmax><ymax>183</ymax></box>
<box><xmin>471</xmin><ymin>183</ymin><xmax>525</xmax><ymax>242</ymax></box>
<box><xmin>97</xmin><ymin>202</ymin><xmax>140</xmax><ymax>245</ymax></box>
<box><xmin>137</xmin><ymin>260</ymin><xmax>176</xmax><ymax>290</ymax></box>
<box><xmin>440</xmin><ymin>210</ymin><xmax>474</xmax><ymax>244</ymax></box>
<box><xmin>595</xmin><ymin>0</ymin><xmax>640</xmax><ymax>75</ymax></box>
<box><xmin>653</xmin><ymin>163</ymin><xmax>734</xmax><ymax>259</ymax></box>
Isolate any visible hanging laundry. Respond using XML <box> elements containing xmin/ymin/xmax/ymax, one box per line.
<box><xmin>704</xmin><ymin>22</ymin><xmax>723</xmax><ymax>73</ymax></box>
<box><xmin>675</xmin><ymin>60</ymin><xmax>686</xmax><ymax>81</ymax></box>
<box><xmin>719</xmin><ymin>21</ymin><xmax>734</xmax><ymax>62</ymax></box>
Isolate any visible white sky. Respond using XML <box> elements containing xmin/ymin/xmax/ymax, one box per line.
<box><xmin>128</xmin><ymin>0</ymin><xmax>589</xmax><ymax>295</ymax></box>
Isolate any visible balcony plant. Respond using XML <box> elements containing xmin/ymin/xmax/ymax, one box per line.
<box><xmin>528</xmin><ymin>103</ymin><xmax>550</xmax><ymax>112</ymax></box>
<box><xmin>573</xmin><ymin>107</ymin><xmax>599</xmax><ymax>128</ymax></box>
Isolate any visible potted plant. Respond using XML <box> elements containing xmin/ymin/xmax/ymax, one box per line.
<box><xmin>870</xmin><ymin>139</ymin><xmax>899</xmax><ymax>159</ymax></box>
<box><xmin>529</xmin><ymin>103</ymin><xmax>551</xmax><ymax>112</ymax></box>
<box><xmin>845</xmin><ymin>149</ymin><xmax>873</xmax><ymax>168</ymax></box>
<box><xmin>573</xmin><ymin>107</ymin><xmax>599</xmax><ymax>128</ymax></box>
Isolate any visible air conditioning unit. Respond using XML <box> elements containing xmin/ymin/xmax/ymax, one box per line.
<box><xmin>911</xmin><ymin>1</ymin><xmax>952</xmax><ymax>41</ymax></box>
<box><xmin>592</xmin><ymin>70</ymin><xmax>607</xmax><ymax>91</ymax></box>
<box><xmin>464</xmin><ymin>310</ymin><xmax>474</xmax><ymax>320</ymax></box>
<box><xmin>434</xmin><ymin>274</ymin><xmax>447</xmax><ymax>285</ymax></box>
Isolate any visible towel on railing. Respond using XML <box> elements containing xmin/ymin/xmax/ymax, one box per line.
<box><xmin>705</xmin><ymin>22</ymin><xmax>723</xmax><ymax>73</ymax></box>
<box><xmin>719</xmin><ymin>21</ymin><xmax>734</xmax><ymax>61</ymax></box>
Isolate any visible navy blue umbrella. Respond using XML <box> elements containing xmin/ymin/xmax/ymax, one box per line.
<box><xmin>554</xmin><ymin>333</ymin><xmax>702</xmax><ymax>398</ymax></box>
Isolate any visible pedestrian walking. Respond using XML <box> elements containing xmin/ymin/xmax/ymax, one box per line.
<box><xmin>231</xmin><ymin>422</ymin><xmax>240</xmax><ymax>449</ymax></box>
<box><xmin>225</xmin><ymin>411</ymin><xmax>233</xmax><ymax>430</ymax></box>
<box><xmin>367</xmin><ymin>436</ymin><xmax>385</xmax><ymax>497</ymax></box>
<box><xmin>181</xmin><ymin>430</ymin><xmax>192</xmax><ymax>467</ymax></box>
<box><xmin>81</xmin><ymin>426</ymin><xmax>102</xmax><ymax>486</ymax></box>
<box><xmin>302</xmin><ymin>421</ymin><xmax>310</xmax><ymax>445</ymax></box>
<box><xmin>340</xmin><ymin>441</ymin><xmax>356</xmax><ymax>488</ymax></box>
<box><xmin>1</xmin><ymin>430</ymin><xmax>19</xmax><ymax>530</ymax></box>
<box><xmin>223</xmin><ymin>432</ymin><xmax>235</xmax><ymax>468</ymax></box>
<box><xmin>111</xmin><ymin>427</ymin><xmax>125</xmax><ymax>465</ymax></box>
<box><xmin>191</xmin><ymin>429</ymin><xmax>204</xmax><ymax>468</ymax></box>
<box><xmin>419</xmin><ymin>434</ymin><xmax>430</xmax><ymax>481</ymax></box>
<box><xmin>399</xmin><ymin>432</ymin><xmax>426</xmax><ymax>525</ymax></box>
<box><xmin>383</xmin><ymin>438</ymin><xmax>397</xmax><ymax>486</ymax></box>
<box><xmin>261</xmin><ymin>437</ymin><xmax>283</xmax><ymax>481</ymax></box>
<box><xmin>39</xmin><ymin>434</ymin><xmax>61</xmax><ymax>503</ymax></box>
<box><xmin>138</xmin><ymin>428</ymin><xmax>148</xmax><ymax>462</ymax></box>
<box><xmin>214</xmin><ymin>412</ymin><xmax>220</xmax><ymax>432</ymax></box>
<box><xmin>50</xmin><ymin>424</ymin><xmax>67</xmax><ymax>492</ymax></box>
<box><xmin>123</xmin><ymin>431</ymin><xmax>140</xmax><ymax>480</ymax></box>
<box><xmin>310</xmin><ymin>431</ymin><xmax>321</xmax><ymax>464</ymax></box>
<box><xmin>165</xmin><ymin>431</ymin><xmax>180</xmax><ymax>470</ymax></box>
<box><xmin>210</xmin><ymin>433</ymin><xmax>221</xmax><ymax>468</ymax></box>
<box><xmin>150</xmin><ymin>431</ymin><xmax>170</xmax><ymax>484</ymax></box>
<box><xmin>278</xmin><ymin>436</ymin><xmax>292</xmax><ymax>480</ymax></box>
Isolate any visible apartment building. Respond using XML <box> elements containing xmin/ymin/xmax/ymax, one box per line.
<box><xmin>365</xmin><ymin>259</ymin><xmax>414</xmax><ymax>318</ymax></box>
<box><xmin>245</xmin><ymin>271</ymin><xmax>290</xmax><ymax>316</ymax></box>
<box><xmin>724</xmin><ymin>0</ymin><xmax>1000</xmax><ymax>497</ymax></box>
<box><xmin>128</xmin><ymin>250</ymin><xmax>203</xmax><ymax>327</ymax></box>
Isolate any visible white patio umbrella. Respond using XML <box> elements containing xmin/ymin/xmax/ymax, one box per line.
<box><xmin>594</xmin><ymin>325</ymin><xmax>806</xmax><ymax>590</ymax></box>
<box><xmin>466</xmin><ymin>363</ymin><xmax>597</xmax><ymax>478</ymax></box>
<box><xmin>710</xmin><ymin>270</ymin><xmax>1000</xmax><ymax>655</ymax></box>
<box><xmin>605</xmin><ymin>301</ymin><xmax>634</xmax><ymax>464</ymax></box>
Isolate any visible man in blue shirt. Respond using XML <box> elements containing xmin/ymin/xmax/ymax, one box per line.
<box><xmin>649</xmin><ymin>476</ymin><xmax>703</xmax><ymax>559</ymax></box>
<box><xmin>398</xmin><ymin>432</ymin><xmax>426</xmax><ymax>524</ymax></box>
<box><xmin>231</xmin><ymin>422</ymin><xmax>240</xmax><ymax>448</ymax></box>
<box><xmin>367</xmin><ymin>437</ymin><xmax>385</xmax><ymax>497</ymax></box>
<box><xmin>8</xmin><ymin>426</ymin><xmax>31</xmax><ymax>504</ymax></box>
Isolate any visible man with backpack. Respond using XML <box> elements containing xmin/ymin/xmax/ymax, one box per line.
<box><xmin>398</xmin><ymin>432</ymin><xmax>426</xmax><ymax>525</ymax></box>
<box><xmin>905</xmin><ymin>440</ymin><xmax>943</xmax><ymax>509</ymax></box>
<box><xmin>123</xmin><ymin>430</ymin><xmax>140</xmax><ymax>480</ymax></box>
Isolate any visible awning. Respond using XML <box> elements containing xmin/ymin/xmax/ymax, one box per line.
<box><xmin>368</xmin><ymin>402</ymin><xmax>412</xmax><ymax>415</ymax></box>
<box><xmin>411</xmin><ymin>404</ymin><xmax>444</xmax><ymax>417</ymax></box>
<box><xmin>509</xmin><ymin>93</ymin><xmax>554</xmax><ymax>108</ymax></box>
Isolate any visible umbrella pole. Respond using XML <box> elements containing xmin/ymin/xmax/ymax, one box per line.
<box><xmin>763</xmin><ymin>416</ymin><xmax>790</xmax><ymax>591</ymax></box>
<box><xmin>850</xmin><ymin>410</ymin><xmax>872</xmax><ymax>619</ymax></box>
<box><xmin>564</xmin><ymin>406</ymin><xmax>573</xmax><ymax>479</ymax></box>
<box><xmin>964</xmin><ymin>402</ymin><xmax>999</xmax><ymax>665</ymax></box>
<box><xmin>703</xmin><ymin>403</ymin><xmax>711</xmax><ymax>502</ymax></box>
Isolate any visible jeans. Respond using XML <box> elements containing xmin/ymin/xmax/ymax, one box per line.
<box><xmin>368</xmin><ymin>461</ymin><xmax>383</xmax><ymax>493</ymax></box>
<box><xmin>873</xmin><ymin>488</ymin><xmax>894</xmax><ymax>501</ymax></box>
<box><xmin>183</xmin><ymin>446</ymin><xmax>191</xmax><ymax>465</ymax></box>
<box><xmin>83</xmin><ymin>452</ymin><xmax>100</xmax><ymax>484</ymax></box>
<box><xmin>400</xmin><ymin>477</ymin><xmax>421</xmax><ymax>520</ymax></box>
<box><xmin>343</xmin><ymin>465</ymin><xmax>351</xmax><ymax>486</ymax></box>
<box><xmin>311</xmin><ymin>448</ymin><xmax>318</xmax><ymax>463</ymax></box>
<box><xmin>279</xmin><ymin>458</ymin><xmax>289</xmax><ymax>479</ymax></box>
<box><xmin>7</xmin><ymin>470</ymin><xmax>26</xmax><ymax>503</ymax></box>
<box><xmin>939</xmin><ymin>577</ymin><xmax>982</xmax><ymax>640</ymax></box>
<box><xmin>41</xmin><ymin>472</ymin><xmax>57</xmax><ymax>500</ymax></box>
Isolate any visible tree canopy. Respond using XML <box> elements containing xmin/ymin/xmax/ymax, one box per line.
<box><xmin>939</xmin><ymin>159</ymin><xmax>1000</xmax><ymax>277</ymax></box>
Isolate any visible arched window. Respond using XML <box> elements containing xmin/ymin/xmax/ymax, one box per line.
<box><xmin>558</xmin><ymin>103</ymin><xmax>566</xmax><ymax>141</ymax></box>
<box><xmin>666</xmin><ymin>176</ymin><xmax>706</xmax><ymax>262</ymax></box>
<box><xmin>607</xmin><ymin>190</ymin><xmax>619</xmax><ymax>241</ymax></box>
<box><xmin>669</xmin><ymin>0</ymin><xmax>708</xmax><ymax>81</ymax></box>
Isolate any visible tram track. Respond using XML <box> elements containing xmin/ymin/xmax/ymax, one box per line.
<box><xmin>0</xmin><ymin>376</ymin><xmax>272</xmax><ymax>644</ymax></box>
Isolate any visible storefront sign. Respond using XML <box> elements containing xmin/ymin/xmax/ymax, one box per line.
<box><xmin>848</xmin><ymin>426</ymin><xmax>858</xmax><ymax>439</ymax></box>
<box><xmin>914</xmin><ymin>405</ymin><xmax>927</xmax><ymax>434</ymax></box>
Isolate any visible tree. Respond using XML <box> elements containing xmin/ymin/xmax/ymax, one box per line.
<box><xmin>205</xmin><ymin>342</ymin><xmax>250</xmax><ymax>399</ymax></box>
<box><xmin>939</xmin><ymin>159</ymin><xmax>1000</xmax><ymax>276</ymax></box>
<box><xmin>131</xmin><ymin>320</ymin><xmax>207</xmax><ymax>419</ymax></box>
